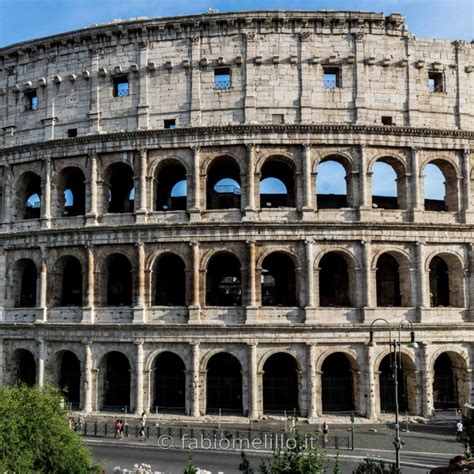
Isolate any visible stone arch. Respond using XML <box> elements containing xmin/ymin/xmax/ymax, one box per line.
<box><xmin>15</xmin><ymin>171</ymin><xmax>42</xmax><ymax>220</ymax></box>
<box><xmin>205</xmin><ymin>251</ymin><xmax>242</xmax><ymax>306</ymax></box>
<box><xmin>152</xmin><ymin>252</ymin><xmax>186</xmax><ymax>306</ymax></box>
<box><xmin>56</xmin><ymin>166</ymin><xmax>86</xmax><ymax>217</ymax></box>
<box><xmin>99</xmin><ymin>252</ymin><xmax>134</xmax><ymax>307</ymax></box>
<box><xmin>259</xmin><ymin>154</ymin><xmax>297</xmax><ymax>208</ymax></box>
<box><xmin>153</xmin><ymin>158</ymin><xmax>188</xmax><ymax>212</ymax></box>
<box><xmin>11</xmin><ymin>348</ymin><xmax>37</xmax><ymax>386</ymax></box>
<box><xmin>49</xmin><ymin>255</ymin><xmax>84</xmax><ymax>307</ymax></box>
<box><xmin>370</xmin><ymin>154</ymin><xmax>408</xmax><ymax>210</ymax></box>
<box><xmin>315</xmin><ymin>153</ymin><xmax>354</xmax><ymax>208</ymax></box>
<box><xmin>373</xmin><ymin>249</ymin><xmax>413</xmax><ymax>307</ymax></box>
<box><xmin>316</xmin><ymin>249</ymin><xmax>358</xmax><ymax>307</ymax></box>
<box><xmin>205</xmin><ymin>155</ymin><xmax>241</xmax><ymax>210</ymax></box>
<box><xmin>425</xmin><ymin>251</ymin><xmax>465</xmax><ymax>308</ymax></box>
<box><xmin>11</xmin><ymin>258</ymin><xmax>38</xmax><ymax>308</ymax></box>
<box><xmin>421</xmin><ymin>157</ymin><xmax>460</xmax><ymax>212</ymax></box>
<box><xmin>51</xmin><ymin>349</ymin><xmax>82</xmax><ymax>408</ymax></box>
<box><xmin>102</xmin><ymin>162</ymin><xmax>135</xmax><ymax>214</ymax></box>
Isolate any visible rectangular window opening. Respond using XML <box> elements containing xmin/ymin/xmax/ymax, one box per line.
<box><xmin>25</xmin><ymin>90</ymin><xmax>38</xmax><ymax>111</ymax></box>
<box><xmin>113</xmin><ymin>75</ymin><xmax>129</xmax><ymax>97</ymax></box>
<box><xmin>272</xmin><ymin>114</ymin><xmax>284</xmax><ymax>125</ymax></box>
<box><xmin>214</xmin><ymin>67</ymin><xmax>231</xmax><ymax>90</ymax></box>
<box><xmin>428</xmin><ymin>72</ymin><xmax>444</xmax><ymax>93</ymax></box>
<box><xmin>323</xmin><ymin>67</ymin><xmax>341</xmax><ymax>89</ymax></box>
<box><xmin>67</xmin><ymin>128</ymin><xmax>78</xmax><ymax>138</ymax></box>
<box><xmin>164</xmin><ymin>119</ymin><xmax>176</xmax><ymax>129</ymax></box>
<box><xmin>381</xmin><ymin>116</ymin><xmax>393</xmax><ymax>126</ymax></box>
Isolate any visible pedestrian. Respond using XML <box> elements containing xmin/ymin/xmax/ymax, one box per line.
<box><xmin>120</xmin><ymin>419</ymin><xmax>125</xmax><ymax>438</ymax></box>
<box><xmin>76</xmin><ymin>415</ymin><xmax>84</xmax><ymax>430</ymax></box>
<box><xmin>139</xmin><ymin>412</ymin><xmax>146</xmax><ymax>441</ymax></box>
<box><xmin>465</xmin><ymin>442</ymin><xmax>472</xmax><ymax>461</ymax></box>
<box><xmin>322</xmin><ymin>422</ymin><xmax>329</xmax><ymax>444</ymax></box>
<box><xmin>456</xmin><ymin>419</ymin><xmax>464</xmax><ymax>440</ymax></box>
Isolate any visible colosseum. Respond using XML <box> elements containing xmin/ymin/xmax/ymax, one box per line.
<box><xmin>0</xmin><ymin>9</ymin><xmax>473</xmax><ymax>422</ymax></box>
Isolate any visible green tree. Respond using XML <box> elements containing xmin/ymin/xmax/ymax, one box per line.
<box><xmin>239</xmin><ymin>451</ymin><xmax>254</xmax><ymax>473</ymax></box>
<box><xmin>352</xmin><ymin>458</ymin><xmax>399</xmax><ymax>474</ymax></box>
<box><xmin>0</xmin><ymin>384</ymin><xmax>98</xmax><ymax>473</ymax></box>
<box><xmin>184</xmin><ymin>452</ymin><xmax>198</xmax><ymax>474</ymax></box>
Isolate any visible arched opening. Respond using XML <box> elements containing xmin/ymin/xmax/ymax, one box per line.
<box><xmin>260</xmin><ymin>158</ymin><xmax>295</xmax><ymax>208</ymax></box>
<box><xmin>14</xmin><ymin>259</ymin><xmax>37</xmax><ymax>308</ymax></box>
<box><xmin>372</xmin><ymin>159</ymin><xmax>404</xmax><ymax>210</ymax></box>
<box><xmin>433</xmin><ymin>353</ymin><xmax>458</xmax><ymax>409</ymax></box>
<box><xmin>424</xmin><ymin>160</ymin><xmax>459</xmax><ymax>212</ymax></box>
<box><xmin>263</xmin><ymin>353</ymin><xmax>299</xmax><ymax>414</ymax></box>
<box><xmin>155</xmin><ymin>162</ymin><xmax>187</xmax><ymax>211</ymax></box>
<box><xmin>261</xmin><ymin>252</ymin><xmax>297</xmax><ymax>306</ymax></box>
<box><xmin>105</xmin><ymin>163</ymin><xmax>135</xmax><ymax>213</ymax></box>
<box><xmin>105</xmin><ymin>254</ymin><xmax>132</xmax><ymax>306</ymax></box>
<box><xmin>316</xmin><ymin>159</ymin><xmax>348</xmax><ymax>209</ymax></box>
<box><xmin>18</xmin><ymin>172</ymin><xmax>42</xmax><ymax>220</ymax></box>
<box><xmin>206</xmin><ymin>252</ymin><xmax>242</xmax><ymax>306</ymax></box>
<box><xmin>13</xmin><ymin>349</ymin><xmax>36</xmax><ymax>386</ymax></box>
<box><xmin>101</xmin><ymin>351</ymin><xmax>131</xmax><ymax>411</ymax></box>
<box><xmin>319</xmin><ymin>253</ymin><xmax>351</xmax><ymax>307</ymax></box>
<box><xmin>376</xmin><ymin>254</ymin><xmax>401</xmax><ymax>307</ymax></box>
<box><xmin>152</xmin><ymin>352</ymin><xmax>185</xmax><ymax>413</ymax></box>
<box><xmin>153</xmin><ymin>254</ymin><xmax>186</xmax><ymax>306</ymax></box>
<box><xmin>429</xmin><ymin>256</ymin><xmax>450</xmax><ymax>307</ymax></box>
<box><xmin>59</xmin><ymin>167</ymin><xmax>86</xmax><ymax>217</ymax></box>
<box><xmin>379</xmin><ymin>353</ymin><xmax>416</xmax><ymax>414</ymax></box>
<box><xmin>58</xmin><ymin>351</ymin><xmax>81</xmax><ymax>409</ymax></box>
<box><xmin>321</xmin><ymin>353</ymin><xmax>354</xmax><ymax>413</ymax></box>
<box><xmin>206</xmin><ymin>157</ymin><xmax>241</xmax><ymax>210</ymax></box>
<box><xmin>206</xmin><ymin>353</ymin><xmax>242</xmax><ymax>414</ymax></box>
<box><xmin>52</xmin><ymin>256</ymin><xmax>83</xmax><ymax>307</ymax></box>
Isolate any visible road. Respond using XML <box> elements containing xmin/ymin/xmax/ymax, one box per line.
<box><xmin>89</xmin><ymin>442</ymin><xmax>435</xmax><ymax>473</ymax></box>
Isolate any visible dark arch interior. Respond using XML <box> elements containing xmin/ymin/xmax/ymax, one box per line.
<box><xmin>206</xmin><ymin>353</ymin><xmax>242</xmax><ymax>414</ymax></box>
<box><xmin>379</xmin><ymin>354</ymin><xmax>408</xmax><ymax>413</ymax></box>
<box><xmin>321</xmin><ymin>353</ymin><xmax>354</xmax><ymax>412</ymax></box>
<box><xmin>156</xmin><ymin>163</ymin><xmax>187</xmax><ymax>211</ymax></box>
<box><xmin>430</xmin><ymin>256</ymin><xmax>450</xmax><ymax>307</ymax></box>
<box><xmin>433</xmin><ymin>353</ymin><xmax>458</xmax><ymax>409</ymax></box>
<box><xmin>106</xmin><ymin>254</ymin><xmax>132</xmax><ymax>306</ymax></box>
<box><xmin>372</xmin><ymin>160</ymin><xmax>399</xmax><ymax>210</ymax></box>
<box><xmin>376</xmin><ymin>254</ymin><xmax>401</xmax><ymax>307</ymax></box>
<box><xmin>154</xmin><ymin>254</ymin><xmax>186</xmax><ymax>305</ymax></box>
<box><xmin>263</xmin><ymin>353</ymin><xmax>299</xmax><ymax>414</ymax></box>
<box><xmin>316</xmin><ymin>158</ymin><xmax>348</xmax><ymax>209</ymax></box>
<box><xmin>206</xmin><ymin>253</ymin><xmax>242</xmax><ymax>306</ymax></box>
<box><xmin>260</xmin><ymin>159</ymin><xmax>295</xmax><ymax>208</ymax></box>
<box><xmin>153</xmin><ymin>352</ymin><xmax>186</xmax><ymax>413</ymax></box>
<box><xmin>60</xmin><ymin>257</ymin><xmax>83</xmax><ymax>306</ymax></box>
<box><xmin>206</xmin><ymin>158</ymin><xmax>241</xmax><ymax>210</ymax></box>
<box><xmin>59</xmin><ymin>351</ymin><xmax>81</xmax><ymax>408</ymax></box>
<box><xmin>61</xmin><ymin>167</ymin><xmax>86</xmax><ymax>216</ymax></box>
<box><xmin>18</xmin><ymin>259</ymin><xmax>37</xmax><ymax>308</ymax></box>
<box><xmin>103</xmin><ymin>351</ymin><xmax>131</xmax><ymax>410</ymax></box>
<box><xmin>261</xmin><ymin>253</ymin><xmax>297</xmax><ymax>306</ymax></box>
<box><xmin>23</xmin><ymin>173</ymin><xmax>42</xmax><ymax>219</ymax></box>
<box><xmin>319</xmin><ymin>253</ymin><xmax>350</xmax><ymax>307</ymax></box>
<box><xmin>107</xmin><ymin>163</ymin><xmax>134</xmax><ymax>213</ymax></box>
<box><xmin>15</xmin><ymin>349</ymin><xmax>36</xmax><ymax>386</ymax></box>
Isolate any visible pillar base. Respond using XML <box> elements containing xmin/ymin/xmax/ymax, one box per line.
<box><xmin>188</xmin><ymin>306</ymin><xmax>201</xmax><ymax>324</ymax></box>
<box><xmin>357</xmin><ymin>206</ymin><xmax>372</xmax><ymax>221</ymax></box>
<box><xmin>243</xmin><ymin>209</ymin><xmax>258</xmax><ymax>221</ymax></box>
<box><xmin>411</xmin><ymin>208</ymin><xmax>424</xmax><ymax>222</ymax></box>
<box><xmin>245</xmin><ymin>306</ymin><xmax>259</xmax><ymax>324</ymax></box>
<box><xmin>188</xmin><ymin>208</ymin><xmax>201</xmax><ymax>222</ymax></box>
<box><xmin>135</xmin><ymin>210</ymin><xmax>147</xmax><ymax>225</ymax></box>
<box><xmin>132</xmin><ymin>307</ymin><xmax>146</xmax><ymax>324</ymax></box>
<box><xmin>41</xmin><ymin>218</ymin><xmax>52</xmax><ymax>230</ymax></box>
<box><xmin>81</xmin><ymin>308</ymin><xmax>95</xmax><ymax>324</ymax></box>
<box><xmin>304</xmin><ymin>306</ymin><xmax>317</xmax><ymax>323</ymax></box>
<box><xmin>35</xmin><ymin>308</ymin><xmax>47</xmax><ymax>324</ymax></box>
<box><xmin>300</xmin><ymin>208</ymin><xmax>315</xmax><ymax>220</ymax></box>
<box><xmin>463</xmin><ymin>210</ymin><xmax>474</xmax><ymax>224</ymax></box>
<box><xmin>85</xmin><ymin>213</ymin><xmax>98</xmax><ymax>226</ymax></box>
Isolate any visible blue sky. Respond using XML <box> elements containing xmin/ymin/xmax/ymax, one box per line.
<box><xmin>0</xmin><ymin>0</ymin><xmax>472</xmax><ymax>47</ymax></box>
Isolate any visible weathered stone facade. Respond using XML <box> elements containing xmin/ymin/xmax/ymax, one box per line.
<box><xmin>0</xmin><ymin>10</ymin><xmax>473</xmax><ymax>421</ymax></box>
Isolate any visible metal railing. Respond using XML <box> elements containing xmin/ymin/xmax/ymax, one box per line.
<box><xmin>214</xmin><ymin>79</ymin><xmax>231</xmax><ymax>90</ymax></box>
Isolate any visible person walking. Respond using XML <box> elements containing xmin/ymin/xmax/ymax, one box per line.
<box><xmin>139</xmin><ymin>412</ymin><xmax>147</xmax><ymax>441</ymax></box>
<box><xmin>456</xmin><ymin>419</ymin><xmax>464</xmax><ymax>441</ymax></box>
<box><xmin>322</xmin><ymin>422</ymin><xmax>329</xmax><ymax>444</ymax></box>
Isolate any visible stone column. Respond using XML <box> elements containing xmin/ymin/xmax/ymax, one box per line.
<box><xmin>82</xmin><ymin>245</ymin><xmax>95</xmax><ymax>323</ymax></box>
<box><xmin>307</xmin><ymin>343</ymin><xmax>317</xmax><ymax>420</ymax></box>
<box><xmin>133</xmin><ymin>242</ymin><xmax>146</xmax><ymax>324</ymax></box>
<box><xmin>137</xmin><ymin>41</ymin><xmax>150</xmax><ymax>129</ymax></box>
<box><xmin>302</xmin><ymin>144</ymin><xmax>313</xmax><ymax>212</ymax></box>
<box><xmin>37</xmin><ymin>251</ymin><xmax>48</xmax><ymax>324</ymax></box>
<box><xmin>419</xmin><ymin>342</ymin><xmax>433</xmax><ymax>417</ymax></box>
<box><xmin>244</xmin><ymin>144</ymin><xmax>256</xmax><ymax>217</ymax></box>
<box><xmin>83</xmin><ymin>340</ymin><xmax>93</xmax><ymax>413</ymax></box>
<box><xmin>37</xmin><ymin>338</ymin><xmax>45</xmax><ymax>387</ymax></box>
<box><xmin>246</xmin><ymin>240</ymin><xmax>258</xmax><ymax>323</ymax></box>
<box><xmin>362</xmin><ymin>241</ymin><xmax>373</xmax><ymax>312</ymax></box>
<box><xmin>411</xmin><ymin>147</ymin><xmax>423</xmax><ymax>221</ymax></box>
<box><xmin>86</xmin><ymin>151</ymin><xmax>98</xmax><ymax>226</ymax></box>
<box><xmin>189</xmin><ymin>35</ymin><xmax>202</xmax><ymax>126</ymax></box>
<box><xmin>191</xmin><ymin>342</ymin><xmax>200</xmax><ymax>417</ymax></box>
<box><xmin>135</xmin><ymin>340</ymin><xmax>144</xmax><ymax>415</ymax></box>
<box><xmin>189</xmin><ymin>242</ymin><xmax>201</xmax><ymax>323</ymax></box>
<box><xmin>243</xmin><ymin>31</ymin><xmax>257</xmax><ymax>122</ymax></box>
<box><xmin>463</xmin><ymin>149</ymin><xmax>472</xmax><ymax>223</ymax></box>
<box><xmin>88</xmin><ymin>51</ymin><xmax>101</xmax><ymax>133</ymax></box>
<box><xmin>249</xmin><ymin>342</ymin><xmax>259</xmax><ymax>419</ymax></box>
<box><xmin>305</xmin><ymin>240</ymin><xmax>315</xmax><ymax>308</ymax></box>
<box><xmin>416</xmin><ymin>242</ymin><xmax>428</xmax><ymax>314</ymax></box>
<box><xmin>2</xmin><ymin>165</ymin><xmax>12</xmax><ymax>226</ymax></box>
<box><xmin>42</xmin><ymin>157</ymin><xmax>52</xmax><ymax>228</ymax></box>
<box><xmin>469</xmin><ymin>243</ymin><xmax>474</xmax><ymax>321</ymax></box>
<box><xmin>189</xmin><ymin>146</ymin><xmax>201</xmax><ymax>220</ymax></box>
<box><xmin>365</xmin><ymin>344</ymin><xmax>376</xmax><ymax>420</ymax></box>
<box><xmin>358</xmin><ymin>145</ymin><xmax>371</xmax><ymax>220</ymax></box>
<box><xmin>135</xmin><ymin>148</ymin><xmax>148</xmax><ymax>223</ymax></box>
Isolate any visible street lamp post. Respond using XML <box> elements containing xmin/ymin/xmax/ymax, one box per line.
<box><xmin>367</xmin><ymin>318</ymin><xmax>418</xmax><ymax>472</ymax></box>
